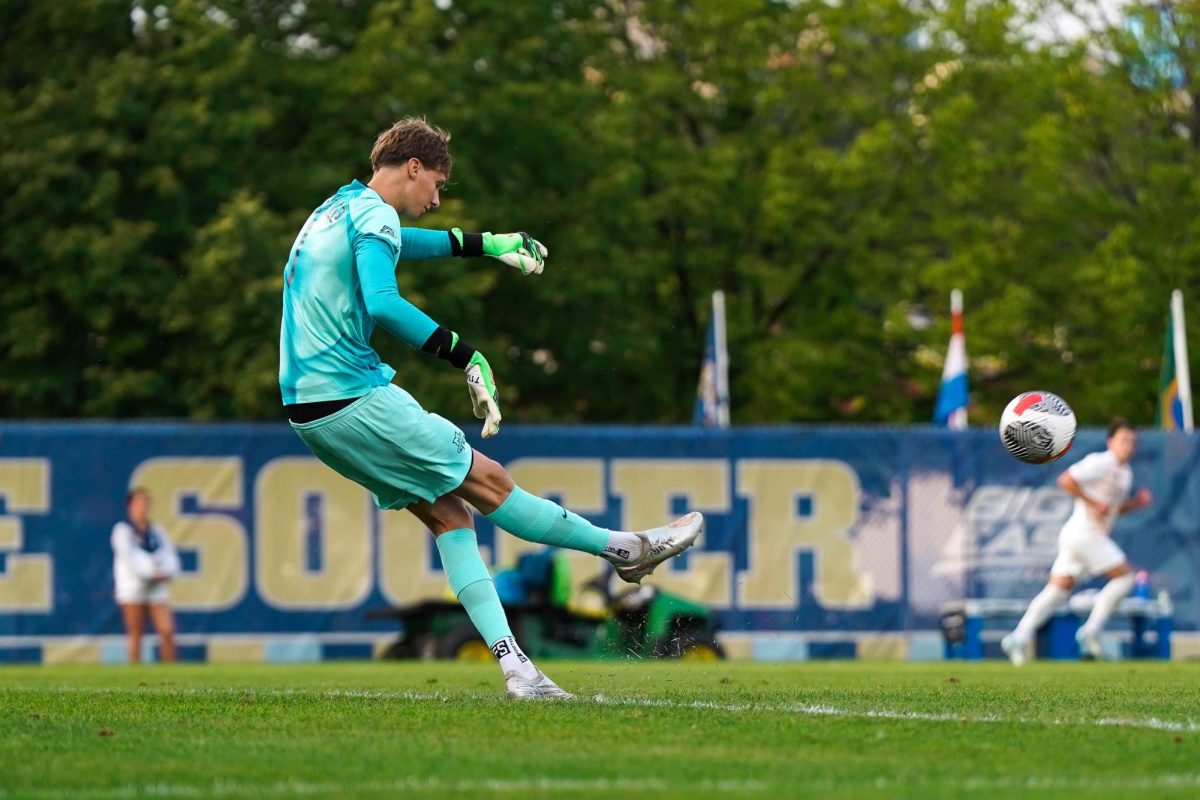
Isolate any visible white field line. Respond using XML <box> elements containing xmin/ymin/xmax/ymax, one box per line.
<box><xmin>5</xmin><ymin>685</ymin><xmax>1200</xmax><ymax>733</ymax></box>
<box><xmin>608</xmin><ymin>696</ymin><xmax>1200</xmax><ymax>733</ymax></box>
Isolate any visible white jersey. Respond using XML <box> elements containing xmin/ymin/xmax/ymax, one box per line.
<box><xmin>1060</xmin><ymin>450</ymin><xmax>1133</xmax><ymax>537</ymax></box>
<box><xmin>112</xmin><ymin>521</ymin><xmax>180</xmax><ymax>604</ymax></box>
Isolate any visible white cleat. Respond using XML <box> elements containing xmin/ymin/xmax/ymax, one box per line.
<box><xmin>1001</xmin><ymin>634</ymin><xmax>1027</xmax><ymax>667</ymax></box>
<box><xmin>1076</xmin><ymin>628</ymin><xmax>1103</xmax><ymax>660</ymax></box>
<box><xmin>615</xmin><ymin>512</ymin><xmax>704</xmax><ymax>585</ymax></box>
<box><xmin>504</xmin><ymin>670</ymin><xmax>575</xmax><ymax>701</ymax></box>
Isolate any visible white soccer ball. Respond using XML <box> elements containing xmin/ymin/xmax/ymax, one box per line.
<box><xmin>999</xmin><ymin>391</ymin><xmax>1077</xmax><ymax>464</ymax></box>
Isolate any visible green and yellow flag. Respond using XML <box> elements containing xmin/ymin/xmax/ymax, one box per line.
<box><xmin>1157</xmin><ymin>290</ymin><xmax>1193</xmax><ymax>431</ymax></box>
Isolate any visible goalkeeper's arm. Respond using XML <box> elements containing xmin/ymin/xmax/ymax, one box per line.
<box><xmin>393</xmin><ymin>227</ymin><xmax>548</xmax><ymax>276</ymax></box>
<box><xmin>356</xmin><ymin>235</ymin><xmax>502</xmax><ymax>437</ymax></box>
<box><xmin>356</xmin><ymin>235</ymin><xmax>439</xmax><ymax>347</ymax></box>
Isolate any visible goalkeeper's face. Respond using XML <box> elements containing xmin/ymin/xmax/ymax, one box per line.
<box><xmin>402</xmin><ymin>160</ymin><xmax>446</xmax><ymax>218</ymax></box>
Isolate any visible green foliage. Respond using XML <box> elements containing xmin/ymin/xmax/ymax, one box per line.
<box><xmin>2</xmin><ymin>0</ymin><xmax>1199</xmax><ymax>424</ymax></box>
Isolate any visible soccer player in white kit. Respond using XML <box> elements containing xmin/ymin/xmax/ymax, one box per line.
<box><xmin>1002</xmin><ymin>418</ymin><xmax>1152</xmax><ymax>665</ymax></box>
<box><xmin>112</xmin><ymin>488</ymin><xmax>181</xmax><ymax>663</ymax></box>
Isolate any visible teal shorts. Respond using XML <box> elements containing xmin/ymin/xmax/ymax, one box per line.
<box><xmin>291</xmin><ymin>384</ymin><xmax>473</xmax><ymax>510</ymax></box>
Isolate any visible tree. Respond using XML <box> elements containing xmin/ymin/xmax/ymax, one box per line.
<box><xmin>3</xmin><ymin>0</ymin><xmax>1199</xmax><ymax>425</ymax></box>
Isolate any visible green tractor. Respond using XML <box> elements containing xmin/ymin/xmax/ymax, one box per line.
<box><xmin>371</xmin><ymin>550</ymin><xmax>724</xmax><ymax>662</ymax></box>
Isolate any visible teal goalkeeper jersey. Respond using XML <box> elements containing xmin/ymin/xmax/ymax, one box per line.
<box><xmin>280</xmin><ymin>180</ymin><xmax>421</xmax><ymax>405</ymax></box>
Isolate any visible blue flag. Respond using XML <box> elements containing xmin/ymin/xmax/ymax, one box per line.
<box><xmin>694</xmin><ymin>291</ymin><xmax>730</xmax><ymax>427</ymax></box>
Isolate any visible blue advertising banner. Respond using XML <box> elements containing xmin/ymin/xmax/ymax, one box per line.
<box><xmin>1</xmin><ymin>423</ymin><xmax>1197</xmax><ymax>661</ymax></box>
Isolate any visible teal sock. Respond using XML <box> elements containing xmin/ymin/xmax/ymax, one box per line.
<box><xmin>434</xmin><ymin>529</ymin><xmax>512</xmax><ymax>648</ymax></box>
<box><xmin>485</xmin><ymin>486</ymin><xmax>609</xmax><ymax>556</ymax></box>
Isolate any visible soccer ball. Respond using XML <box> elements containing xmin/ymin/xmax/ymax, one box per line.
<box><xmin>999</xmin><ymin>391</ymin><xmax>1077</xmax><ymax>464</ymax></box>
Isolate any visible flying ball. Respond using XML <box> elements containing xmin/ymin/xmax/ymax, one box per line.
<box><xmin>999</xmin><ymin>391</ymin><xmax>1077</xmax><ymax>464</ymax></box>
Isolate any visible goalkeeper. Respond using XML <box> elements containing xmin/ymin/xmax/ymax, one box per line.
<box><xmin>278</xmin><ymin>118</ymin><xmax>702</xmax><ymax>700</ymax></box>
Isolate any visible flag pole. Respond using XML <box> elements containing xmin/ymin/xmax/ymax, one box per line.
<box><xmin>713</xmin><ymin>290</ymin><xmax>730</xmax><ymax>427</ymax></box>
<box><xmin>1171</xmin><ymin>289</ymin><xmax>1193</xmax><ymax>432</ymax></box>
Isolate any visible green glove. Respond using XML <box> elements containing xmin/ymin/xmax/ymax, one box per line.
<box><xmin>465</xmin><ymin>351</ymin><xmax>502</xmax><ymax>439</ymax></box>
<box><xmin>451</xmin><ymin>228</ymin><xmax>548</xmax><ymax>276</ymax></box>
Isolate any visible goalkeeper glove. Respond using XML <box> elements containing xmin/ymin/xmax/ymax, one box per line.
<box><xmin>450</xmin><ymin>228</ymin><xmax>548</xmax><ymax>276</ymax></box>
<box><xmin>465</xmin><ymin>351</ymin><xmax>502</xmax><ymax>439</ymax></box>
<box><xmin>421</xmin><ymin>327</ymin><xmax>503</xmax><ymax>439</ymax></box>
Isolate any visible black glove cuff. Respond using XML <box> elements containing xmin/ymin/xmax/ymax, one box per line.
<box><xmin>448</xmin><ymin>230</ymin><xmax>484</xmax><ymax>258</ymax></box>
<box><xmin>421</xmin><ymin>326</ymin><xmax>476</xmax><ymax>369</ymax></box>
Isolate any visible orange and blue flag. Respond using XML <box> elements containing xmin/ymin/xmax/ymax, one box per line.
<box><xmin>934</xmin><ymin>290</ymin><xmax>968</xmax><ymax>429</ymax></box>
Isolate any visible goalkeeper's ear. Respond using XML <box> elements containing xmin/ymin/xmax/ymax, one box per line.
<box><xmin>448</xmin><ymin>228</ymin><xmax>484</xmax><ymax>257</ymax></box>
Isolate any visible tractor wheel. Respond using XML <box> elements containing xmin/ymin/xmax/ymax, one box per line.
<box><xmin>654</xmin><ymin>631</ymin><xmax>726</xmax><ymax>660</ymax></box>
<box><xmin>680</xmin><ymin>638</ymin><xmax>725</xmax><ymax>661</ymax></box>
<box><xmin>435</xmin><ymin>623</ymin><xmax>492</xmax><ymax>661</ymax></box>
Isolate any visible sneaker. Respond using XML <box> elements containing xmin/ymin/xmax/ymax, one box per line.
<box><xmin>615</xmin><ymin>512</ymin><xmax>704</xmax><ymax>585</ymax></box>
<box><xmin>504</xmin><ymin>669</ymin><xmax>575</xmax><ymax>701</ymax></box>
<box><xmin>1076</xmin><ymin>628</ymin><xmax>1103</xmax><ymax>660</ymax></box>
<box><xmin>1000</xmin><ymin>634</ymin><xmax>1027</xmax><ymax>667</ymax></box>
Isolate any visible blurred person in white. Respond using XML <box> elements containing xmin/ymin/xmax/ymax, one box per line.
<box><xmin>112</xmin><ymin>487</ymin><xmax>180</xmax><ymax>663</ymax></box>
<box><xmin>1002</xmin><ymin>418</ymin><xmax>1152</xmax><ymax>665</ymax></box>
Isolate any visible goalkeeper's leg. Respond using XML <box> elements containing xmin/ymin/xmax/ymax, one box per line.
<box><xmin>408</xmin><ymin>497</ymin><xmax>571</xmax><ymax>700</ymax></box>
<box><xmin>452</xmin><ymin>450</ymin><xmax>703</xmax><ymax>584</ymax></box>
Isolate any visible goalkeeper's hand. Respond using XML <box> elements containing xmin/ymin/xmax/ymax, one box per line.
<box><xmin>465</xmin><ymin>351</ymin><xmax>502</xmax><ymax>439</ymax></box>
<box><xmin>484</xmin><ymin>232</ymin><xmax>547</xmax><ymax>276</ymax></box>
<box><xmin>450</xmin><ymin>228</ymin><xmax>547</xmax><ymax>275</ymax></box>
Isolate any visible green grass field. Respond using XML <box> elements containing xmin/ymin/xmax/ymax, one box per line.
<box><xmin>2</xmin><ymin>661</ymin><xmax>1198</xmax><ymax>799</ymax></box>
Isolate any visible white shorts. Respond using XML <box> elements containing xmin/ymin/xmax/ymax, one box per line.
<box><xmin>1050</xmin><ymin>532</ymin><xmax>1127</xmax><ymax>579</ymax></box>
<box><xmin>115</xmin><ymin>580</ymin><xmax>170</xmax><ymax>606</ymax></box>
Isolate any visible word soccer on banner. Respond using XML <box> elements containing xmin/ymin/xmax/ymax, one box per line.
<box><xmin>1</xmin><ymin>424</ymin><xmax>1196</xmax><ymax>663</ymax></box>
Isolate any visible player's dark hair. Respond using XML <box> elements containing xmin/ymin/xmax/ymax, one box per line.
<box><xmin>125</xmin><ymin>487</ymin><xmax>149</xmax><ymax>507</ymax></box>
<box><xmin>1107</xmin><ymin>417</ymin><xmax>1134</xmax><ymax>439</ymax></box>
<box><xmin>370</xmin><ymin>117</ymin><xmax>453</xmax><ymax>176</ymax></box>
